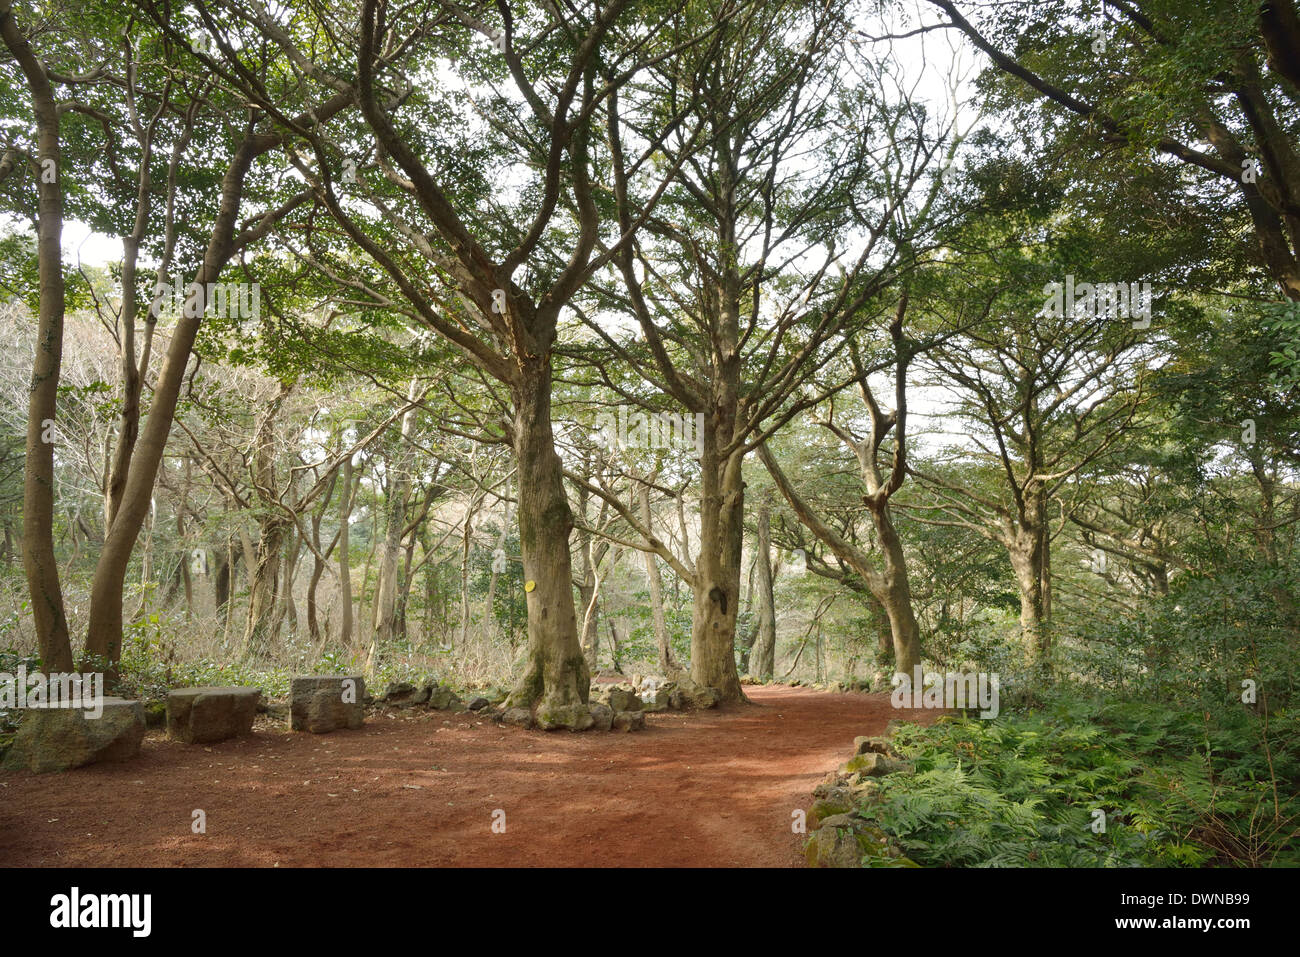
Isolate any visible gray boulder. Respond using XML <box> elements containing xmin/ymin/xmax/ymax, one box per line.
<box><xmin>381</xmin><ymin>682</ymin><xmax>430</xmax><ymax>708</ymax></box>
<box><xmin>501</xmin><ymin>707</ymin><xmax>534</xmax><ymax>729</ymax></box>
<box><xmin>682</xmin><ymin>685</ymin><xmax>721</xmax><ymax>709</ymax></box>
<box><xmin>426</xmin><ymin>684</ymin><xmax>464</xmax><ymax>711</ymax></box>
<box><xmin>167</xmin><ymin>686</ymin><xmax>260</xmax><ymax>744</ymax></box>
<box><xmin>290</xmin><ymin>675</ymin><xmax>365</xmax><ymax>733</ymax></box>
<box><xmin>607</xmin><ymin>687</ymin><xmax>642</xmax><ymax>712</ymax></box>
<box><xmin>588</xmin><ymin>702</ymin><xmax>614</xmax><ymax>731</ymax></box>
<box><xmin>3</xmin><ymin>698</ymin><xmax>145</xmax><ymax>773</ymax></box>
<box><xmin>612</xmin><ymin>710</ymin><xmax>645</xmax><ymax>732</ymax></box>
<box><xmin>853</xmin><ymin>735</ymin><xmax>896</xmax><ymax>756</ymax></box>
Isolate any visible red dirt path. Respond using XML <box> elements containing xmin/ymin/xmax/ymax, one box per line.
<box><xmin>0</xmin><ymin>685</ymin><xmax>934</xmax><ymax>867</ymax></box>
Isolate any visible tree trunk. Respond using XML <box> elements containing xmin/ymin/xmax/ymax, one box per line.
<box><xmin>871</xmin><ymin>502</ymin><xmax>923</xmax><ymax>677</ymax></box>
<box><xmin>83</xmin><ymin>132</ymin><xmax>270</xmax><ymax>672</ymax></box>
<box><xmin>372</xmin><ymin>379</ymin><xmax>417</xmax><ymax>649</ymax></box>
<box><xmin>214</xmin><ymin>542</ymin><xmax>231</xmax><ymax>612</ymax></box>
<box><xmin>502</xmin><ymin>364</ymin><xmax>590</xmax><ymax>723</ymax></box>
<box><xmin>749</xmin><ymin>502</ymin><xmax>777</xmax><ymax>680</ymax></box>
<box><xmin>242</xmin><ymin>518</ymin><xmax>288</xmax><ymax>659</ymax></box>
<box><xmin>689</xmin><ymin>417</ymin><xmax>745</xmax><ymax>702</ymax></box>
<box><xmin>483</xmin><ymin>485</ymin><xmax>512</xmax><ymax>643</ymax></box>
<box><xmin>338</xmin><ymin>454</ymin><xmax>355</xmax><ymax>648</ymax></box>
<box><xmin>4</xmin><ymin>5</ymin><xmax>74</xmax><ymax>673</ymax></box>
<box><xmin>577</xmin><ymin>515</ymin><xmax>602</xmax><ymax>670</ymax></box>
<box><xmin>639</xmin><ymin>483</ymin><xmax>679</xmax><ymax>676</ymax></box>
<box><xmin>458</xmin><ymin>491</ymin><xmax>480</xmax><ymax>650</ymax></box>
<box><xmin>1009</xmin><ymin>532</ymin><xmax>1047</xmax><ymax>662</ymax></box>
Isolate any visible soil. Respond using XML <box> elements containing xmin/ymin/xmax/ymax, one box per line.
<box><xmin>0</xmin><ymin>684</ymin><xmax>937</xmax><ymax>867</ymax></box>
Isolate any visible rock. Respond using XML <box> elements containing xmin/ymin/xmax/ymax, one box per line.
<box><xmin>381</xmin><ymin>682</ymin><xmax>430</xmax><ymax>708</ymax></box>
<box><xmin>167</xmin><ymin>686</ymin><xmax>260</xmax><ymax>744</ymax></box>
<box><xmin>840</xmin><ymin>751</ymin><xmax>910</xmax><ymax>777</ymax></box>
<box><xmin>816</xmin><ymin>812</ymin><xmax>858</xmax><ymax>830</ymax></box>
<box><xmin>501</xmin><ymin>708</ymin><xmax>534</xmax><ymax>729</ymax></box>
<box><xmin>854</xmin><ymin>823</ymin><xmax>918</xmax><ymax>867</ymax></box>
<box><xmin>635</xmin><ymin>677</ymin><xmax>671</xmax><ymax>709</ymax></box>
<box><xmin>144</xmin><ymin>700</ymin><xmax>167</xmax><ymax>728</ymax></box>
<box><xmin>3</xmin><ymin>698</ymin><xmax>145</xmax><ymax>773</ymax></box>
<box><xmin>289</xmin><ymin>676</ymin><xmax>365</xmax><ymax>733</ymax></box>
<box><xmin>853</xmin><ymin>735</ymin><xmax>895</xmax><ymax>756</ymax></box>
<box><xmin>612</xmin><ymin>710</ymin><xmax>645</xmax><ymax>732</ymax></box>
<box><xmin>466</xmin><ymin>697</ymin><xmax>490</xmax><ymax>711</ymax></box>
<box><xmin>426</xmin><ymin>685</ymin><xmax>463</xmax><ymax>711</ymax></box>
<box><xmin>850</xmin><ymin>780</ymin><xmax>882</xmax><ymax>804</ymax></box>
<box><xmin>804</xmin><ymin>817</ymin><xmax>916</xmax><ymax>868</ymax></box>
<box><xmin>884</xmin><ymin>719</ymin><xmax>908</xmax><ymax>737</ymax></box>
<box><xmin>738</xmin><ymin>674</ymin><xmax>755</xmax><ymax>685</ymax></box>
<box><xmin>804</xmin><ymin>822</ymin><xmax>863</xmax><ymax>868</ymax></box>
<box><xmin>812</xmin><ymin>770</ymin><xmax>847</xmax><ymax>798</ymax></box>
<box><xmin>639</xmin><ymin>686</ymin><xmax>671</xmax><ymax>712</ymax></box>
<box><xmin>808</xmin><ymin>798</ymin><xmax>852</xmax><ymax>829</ymax></box>
<box><xmin>536</xmin><ymin>703</ymin><xmax>595</xmax><ymax>731</ymax></box>
<box><xmin>588</xmin><ymin>702</ymin><xmax>614</xmax><ymax>731</ymax></box>
<box><xmin>668</xmin><ymin>689</ymin><xmax>687</xmax><ymax>710</ymax></box>
<box><xmin>607</xmin><ymin>688</ymin><xmax>642</xmax><ymax>712</ymax></box>
<box><xmin>686</xmin><ymin>685</ymin><xmax>721</xmax><ymax>709</ymax></box>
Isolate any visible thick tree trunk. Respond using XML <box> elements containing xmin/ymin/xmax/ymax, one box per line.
<box><xmin>502</xmin><ymin>365</ymin><xmax>590</xmax><ymax>723</ymax></box>
<box><xmin>748</xmin><ymin>502</ymin><xmax>777</xmax><ymax>680</ymax></box>
<box><xmin>243</xmin><ymin>518</ymin><xmax>288</xmax><ymax>658</ymax></box>
<box><xmin>689</xmin><ymin>420</ymin><xmax>745</xmax><ymax>702</ymax></box>
<box><xmin>4</xmin><ymin>6</ymin><xmax>73</xmax><ymax>673</ymax></box>
<box><xmin>1009</xmin><ymin>532</ymin><xmax>1047</xmax><ymax>662</ymax></box>
<box><xmin>872</xmin><ymin>503</ymin><xmax>923</xmax><ymax>677</ymax></box>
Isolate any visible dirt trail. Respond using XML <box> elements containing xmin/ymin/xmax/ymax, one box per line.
<box><xmin>0</xmin><ymin>685</ymin><xmax>934</xmax><ymax>867</ymax></box>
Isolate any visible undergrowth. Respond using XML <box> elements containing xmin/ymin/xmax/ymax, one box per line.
<box><xmin>867</xmin><ymin>697</ymin><xmax>1300</xmax><ymax>867</ymax></box>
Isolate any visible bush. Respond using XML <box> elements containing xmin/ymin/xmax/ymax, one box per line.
<box><xmin>865</xmin><ymin>696</ymin><xmax>1299</xmax><ymax>867</ymax></box>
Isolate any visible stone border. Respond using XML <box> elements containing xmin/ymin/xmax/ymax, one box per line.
<box><xmin>803</xmin><ymin>720</ymin><xmax>918</xmax><ymax>867</ymax></box>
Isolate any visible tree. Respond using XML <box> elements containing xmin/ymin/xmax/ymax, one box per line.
<box><xmin>1</xmin><ymin>0</ymin><xmax>73</xmax><ymax>671</ymax></box>
<box><xmin>924</xmin><ymin>0</ymin><xmax>1300</xmax><ymax>300</ymax></box>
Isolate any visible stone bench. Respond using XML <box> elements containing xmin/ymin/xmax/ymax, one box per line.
<box><xmin>290</xmin><ymin>675</ymin><xmax>365</xmax><ymax>733</ymax></box>
<box><xmin>166</xmin><ymin>686</ymin><xmax>261</xmax><ymax>744</ymax></box>
<box><xmin>2</xmin><ymin>697</ymin><xmax>145</xmax><ymax>773</ymax></box>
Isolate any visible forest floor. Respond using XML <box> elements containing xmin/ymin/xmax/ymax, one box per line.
<box><xmin>0</xmin><ymin>684</ymin><xmax>937</xmax><ymax>867</ymax></box>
